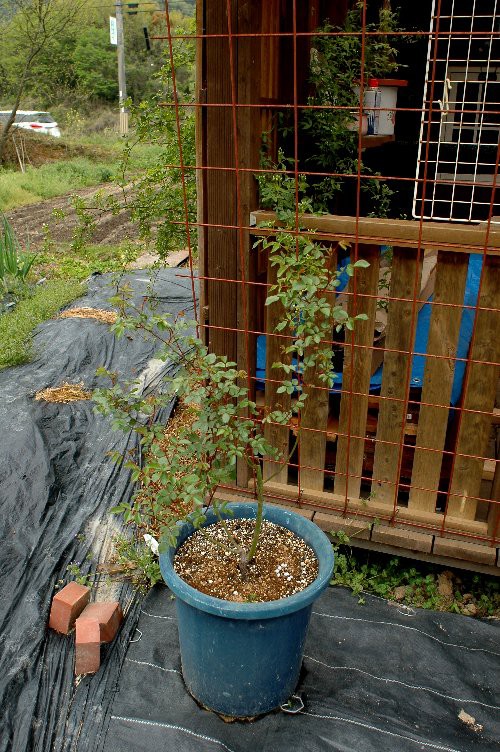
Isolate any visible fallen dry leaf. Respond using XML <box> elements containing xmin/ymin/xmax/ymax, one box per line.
<box><xmin>458</xmin><ymin>709</ymin><xmax>483</xmax><ymax>733</ymax></box>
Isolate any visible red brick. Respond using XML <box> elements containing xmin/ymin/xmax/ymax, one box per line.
<box><xmin>75</xmin><ymin>619</ymin><xmax>101</xmax><ymax>675</ymax></box>
<box><xmin>48</xmin><ymin>582</ymin><xmax>91</xmax><ymax>634</ymax></box>
<box><xmin>77</xmin><ymin>602</ymin><xmax>123</xmax><ymax>643</ymax></box>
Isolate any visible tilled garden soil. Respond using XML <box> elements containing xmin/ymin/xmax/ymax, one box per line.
<box><xmin>6</xmin><ymin>184</ymin><xmax>138</xmax><ymax>248</ymax></box>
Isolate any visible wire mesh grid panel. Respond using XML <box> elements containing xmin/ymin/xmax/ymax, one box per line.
<box><xmin>413</xmin><ymin>0</ymin><xmax>500</xmax><ymax>222</ymax></box>
<box><xmin>157</xmin><ymin>0</ymin><xmax>500</xmax><ymax>569</ymax></box>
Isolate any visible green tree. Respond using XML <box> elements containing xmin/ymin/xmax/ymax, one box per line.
<box><xmin>0</xmin><ymin>0</ymin><xmax>84</xmax><ymax>162</ymax></box>
<box><xmin>124</xmin><ymin>16</ymin><xmax>196</xmax><ymax>256</ymax></box>
<box><xmin>73</xmin><ymin>28</ymin><xmax>118</xmax><ymax>102</ymax></box>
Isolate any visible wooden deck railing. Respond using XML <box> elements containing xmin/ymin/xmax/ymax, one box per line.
<box><xmin>248</xmin><ymin>211</ymin><xmax>500</xmax><ymax>569</ymax></box>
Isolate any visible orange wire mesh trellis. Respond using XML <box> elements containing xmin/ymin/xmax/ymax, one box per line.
<box><xmin>158</xmin><ymin>0</ymin><xmax>500</xmax><ymax>570</ymax></box>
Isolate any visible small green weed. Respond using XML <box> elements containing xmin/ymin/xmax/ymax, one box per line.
<box><xmin>331</xmin><ymin>531</ymin><xmax>500</xmax><ymax>617</ymax></box>
<box><xmin>66</xmin><ymin>562</ymin><xmax>94</xmax><ymax>588</ymax></box>
<box><xmin>112</xmin><ymin>535</ymin><xmax>162</xmax><ymax>594</ymax></box>
<box><xmin>0</xmin><ymin>214</ymin><xmax>36</xmax><ymax>291</ymax></box>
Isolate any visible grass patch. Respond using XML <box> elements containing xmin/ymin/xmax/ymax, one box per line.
<box><xmin>34</xmin><ymin>242</ymin><xmax>142</xmax><ymax>281</ymax></box>
<box><xmin>0</xmin><ymin>279</ymin><xmax>84</xmax><ymax>369</ymax></box>
<box><xmin>0</xmin><ymin>240</ymin><xmax>143</xmax><ymax>369</ymax></box>
<box><xmin>0</xmin><ymin>135</ymin><xmax>163</xmax><ymax>212</ymax></box>
<box><xmin>0</xmin><ymin>130</ymin><xmax>161</xmax><ymax>368</ymax></box>
<box><xmin>0</xmin><ymin>159</ymin><xmax>117</xmax><ymax>211</ymax></box>
<box><xmin>0</xmin><ymin>239</ymin><xmax>140</xmax><ymax>369</ymax></box>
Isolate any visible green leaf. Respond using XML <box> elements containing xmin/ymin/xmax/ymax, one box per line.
<box><xmin>265</xmin><ymin>295</ymin><xmax>280</xmax><ymax>306</ymax></box>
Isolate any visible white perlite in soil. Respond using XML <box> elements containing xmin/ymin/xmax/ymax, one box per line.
<box><xmin>173</xmin><ymin>518</ymin><xmax>319</xmax><ymax>602</ymax></box>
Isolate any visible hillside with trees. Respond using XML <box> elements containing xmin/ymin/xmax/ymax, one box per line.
<box><xmin>0</xmin><ymin>0</ymin><xmax>194</xmax><ymax>112</ymax></box>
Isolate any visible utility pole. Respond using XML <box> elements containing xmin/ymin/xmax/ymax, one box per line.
<box><xmin>116</xmin><ymin>1</ymin><xmax>128</xmax><ymax>134</ymax></box>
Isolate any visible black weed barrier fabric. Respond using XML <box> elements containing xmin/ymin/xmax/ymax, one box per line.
<box><xmin>0</xmin><ymin>269</ymin><xmax>196</xmax><ymax>752</ymax></box>
<box><xmin>107</xmin><ymin>586</ymin><xmax>500</xmax><ymax>752</ymax></box>
<box><xmin>1</xmin><ymin>270</ymin><xmax>499</xmax><ymax>752</ymax></box>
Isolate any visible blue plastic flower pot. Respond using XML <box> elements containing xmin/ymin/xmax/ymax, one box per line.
<box><xmin>159</xmin><ymin>502</ymin><xmax>334</xmax><ymax>718</ymax></box>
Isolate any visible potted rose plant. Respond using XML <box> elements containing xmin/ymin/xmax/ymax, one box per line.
<box><xmin>94</xmin><ymin>224</ymin><xmax>368</xmax><ymax>718</ymax></box>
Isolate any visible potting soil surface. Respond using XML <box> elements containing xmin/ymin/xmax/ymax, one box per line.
<box><xmin>0</xmin><ymin>269</ymin><xmax>499</xmax><ymax>752</ymax></box>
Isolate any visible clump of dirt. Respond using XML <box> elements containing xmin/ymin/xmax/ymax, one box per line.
<box><xmin>35</xmin><ymin>382</ymin><xmax>92</xmax><ymax>403</ymax></box>
<box><xmin>458</xmin><ymin>709</ymin><xmax>484</xmax><ymax>733</ymax></box>
<box><xmin>174</xmin><ymin>519</ymin><xmax>319</xmax><ymax>602</ymax></box>
<box><xmin>59</xmin><ymin>307</ymin><xmax>117</xmax><ymax>324</ymax></box>
<box><xmin>2</xmin><ymin>129</ymin><xmax>112</xmax><ymax>168</ymax></box>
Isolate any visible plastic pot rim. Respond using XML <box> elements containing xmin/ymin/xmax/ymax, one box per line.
<box><xmin>159</xmin><ymin>502</ymin><xmax>335</xmax><ymax>621</ymax></box>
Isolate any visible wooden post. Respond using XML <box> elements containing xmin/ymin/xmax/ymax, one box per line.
<box><xmin>447</xmin><ymin>256</ymin><xmax>500</xmax><ymax>519</ymax></box>
<box><xmin>334</xmin><ymin>245</ymin><xmax>380</xmax><ymax>499</ymax></box>
<box><xmin>488</xmin><ymin>459</ymin><xmax>500</xmax><ymax>543</ymax></box>
<box><xmin>205</xmin><ymin>0</ymin><xmax>238</xmax><ymax>361</ymax></box>
<box><xmin>235</xmin><ymin>0</ymin><xmax>261</xmax><ymax>487</ymax></box>
<box><xmin>260</xmin><ymin>0</ymin><xmax>280</xmax><ymax>157</ymax></box>
<box><xmin>196</xmin><ymin>0</ymin><xmax>207</xmax><ymax>343</ymax></box>
<box><xmin>408</xmin><ymin>252</ymin><xmax>469</xmax><ymax>512</ymax></box>
<box><xmin>371</xmin><ymin>247</ymin><xmax>422</xmax><ymax>504</ymax></box>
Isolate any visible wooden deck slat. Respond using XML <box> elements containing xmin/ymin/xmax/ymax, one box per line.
<box><xmin>263</xmin><ymin>254</ymin><xmax>291</xmax><ymax>484</ymax></box>
<box><xmin>371</xmin><ymin>247</ymin><xmax>422</xmax><ymax>505</ymax></box>
<box><xmin>334</xmin><ymin>246</ymin><xmax>380</xmax><ymax>499</ymax></box>
<box><xmin>447</xmin><ymin>256</ymin><xmax>500</xmax><ymax>518</ymax></box>
<box><xmin>408</xmin><ymin>252</ymin><xmax>469</xmax><ymax>512</ymax></box>
<box><xmin>372</xmin><ymin>248</ymin><xmax>421</xmax><ymax>505</ymax></box>
<box><xmin>432</xmin><ymin>537</ymin><xmax>496</xmax><ymax>566</ymax></box>
<box><xmin>255</xmin><ymin>480</ymin><xmax>489</xmax><ymax>536</ymax></box>
<box><xmin>298</xmin><ymin>251</ymin><xmax>337</xmax><ymax>491</ymax></box>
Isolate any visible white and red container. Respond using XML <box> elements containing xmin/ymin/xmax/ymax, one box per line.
<box><xmin>354</xmin><ymin>79</ymin><xmax>408</xmax><ymax>136</ymax></box>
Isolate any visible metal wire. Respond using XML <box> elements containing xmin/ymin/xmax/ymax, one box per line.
<box><xmin>160</xmin><ymin>0</ymin><xmax>500</xmax><ymax>554</ymax></box>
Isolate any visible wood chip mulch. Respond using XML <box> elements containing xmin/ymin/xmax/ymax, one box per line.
<box><xmin>133</xmin><ymin>401</ymin><xmax>200</xmax><ymax>536</ymax></box>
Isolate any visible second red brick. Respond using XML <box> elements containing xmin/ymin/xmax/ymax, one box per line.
<box><xmin>77</xmin><ymin>601</ymin><xmax>123</xmax><ymax>643</ymax></box>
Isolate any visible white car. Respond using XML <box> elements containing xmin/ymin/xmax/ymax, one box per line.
<box><xmin>0</xmin><ymin>110</ymin><xmax>61</xmax><ymax>137</ymax></box>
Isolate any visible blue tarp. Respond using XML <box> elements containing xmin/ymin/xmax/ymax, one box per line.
<box><xmin>256</xmin><ymin>254</ymin><xmax>483</xmax><ymax>406</ymax></box>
